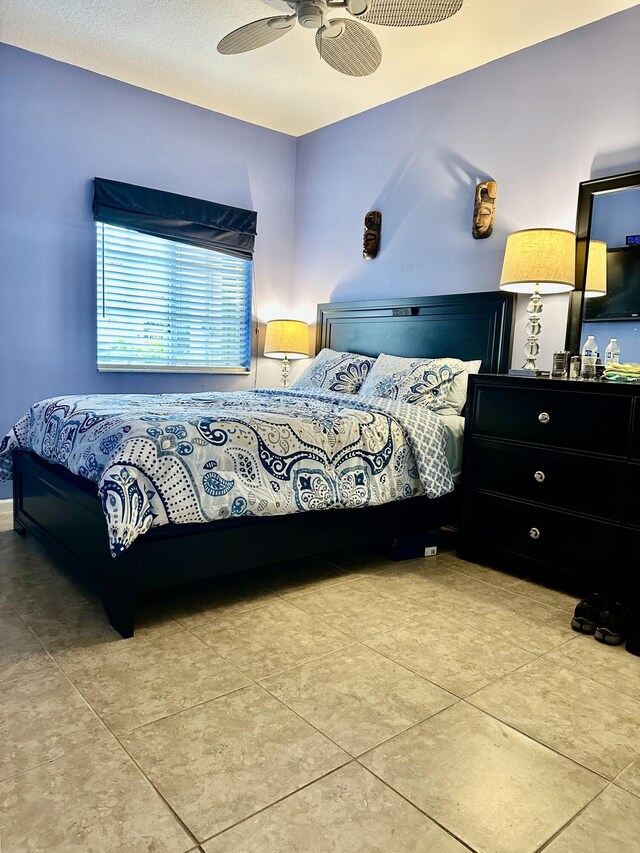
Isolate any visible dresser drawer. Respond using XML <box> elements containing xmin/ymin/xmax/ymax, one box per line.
<box><xmin>632</xmin><ymin>400</ymin><xmax>640</xmax><ymax>462</ymax></box>
<box><xmin>474</xmin><ymin>386</ymin><xmax>631</xmax><ymax>455</ymax></box>
<box><xmin>626</xmin><ymin>463</ymin><xmax>640</xmax><ymax>528</ymax></box>
<box><xmin>469</xmin><ymin>439</ymin><xmax>627</xmax><ymax>521</ymax></box>
<box><xmin>467</xmin><ymin>495</ymin><xmax>624</xmax><ymax>578</ymax></box>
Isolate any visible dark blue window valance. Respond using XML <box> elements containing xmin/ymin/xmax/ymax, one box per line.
<box><xmin>92</xmin><ymin>178</ymin><xmax>257</xmax><ymax>260</ymax></box>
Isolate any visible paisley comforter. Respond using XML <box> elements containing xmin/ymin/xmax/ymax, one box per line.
<box><xmin>0</xmin><ymin>388</ymin><xmax>454</xmax><ymax>556</ymax></box>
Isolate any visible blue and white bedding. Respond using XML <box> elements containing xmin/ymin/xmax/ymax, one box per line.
<box><xmin>0</xmin><ymin>388</ymin><xmax>454</xmax><ymax>557</ymax></box>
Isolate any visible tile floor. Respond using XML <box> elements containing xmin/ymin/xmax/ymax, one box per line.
<box><xmin>1</xmin><ymin>508</ymin><xmax>639</xmax><ymax>852</ymax></box>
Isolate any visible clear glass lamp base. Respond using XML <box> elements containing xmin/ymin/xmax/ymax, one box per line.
<box><xmin>522</xmin><ymin>286</ymin><xmax>543</xmax><ymax>371</ymax></box>
<box><xmin>281</xmin><ymin>355</ymin><xmax>291</xmax><ymax>388</ymax></box>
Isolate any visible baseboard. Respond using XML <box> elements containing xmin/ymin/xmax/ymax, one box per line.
<box><xmin>0</xmin><ymin>498</ymin><xmax>13</xmax><ymax>513</ymax></box>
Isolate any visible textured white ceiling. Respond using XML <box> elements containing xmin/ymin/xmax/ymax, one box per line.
<box><xmin>2</xmin><ymin>0</ymin><xmax>636</xmax><ymax>135</ymax></box>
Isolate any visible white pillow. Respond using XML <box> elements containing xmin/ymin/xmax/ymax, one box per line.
<box><xmin>444</xmin><ymin>359</ymin><xmax>482</xmax><ymax>415</ymax></box>
<box><xmin>359</xmin><ymin>353</ymin><xmax>480</xmax><ymax>414</ymax></box>
<box><xmin>359</xmin><ymin>353</ymin><xmax>466</xmax><ymax>410</ymax></box>
<box><xmin>290</xmin><ymin>348</ymin><xmax>376</xmax><ymax>394</ymax></box>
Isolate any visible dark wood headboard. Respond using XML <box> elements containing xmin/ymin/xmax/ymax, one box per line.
<box><xmin>316</xmin><ymin>292</ymin><xmax>513</xmax><ymax>374</ymax></box>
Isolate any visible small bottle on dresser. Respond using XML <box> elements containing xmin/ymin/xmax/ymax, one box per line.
<box><xmin>582</xmin><ymin>335</ymin><xmax>599</xmax><ymax>361</ymax></box>
<box><xmin>581</xmin><ymin>335</ymin><xmax>599</xmax><ymax>380</ymax></box>
<box><xmin>605</xmin><ymin>338</ymin><xmax>621</xmax><ymax>366</ymax></box>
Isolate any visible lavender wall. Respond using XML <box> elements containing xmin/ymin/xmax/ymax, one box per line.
<box><xmin>292</xmin><ymin>6</ymin><xmax>640</xmax><ymax>368</ymax></box>
<box><xmin>0</xmin><ymin>44</ymin><xmax>297</xmax><ymax>497</ymax></box>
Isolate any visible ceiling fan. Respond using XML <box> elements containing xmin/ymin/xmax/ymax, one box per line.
<box><xmin>217</xmin><ymin>0</ymin><xmax>464</xmax><ymax>77</ymax></box>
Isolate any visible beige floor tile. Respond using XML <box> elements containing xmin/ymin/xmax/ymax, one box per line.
<box><xmin>203</xmin><ymin>762</ymin><xmax>467</xmax><ymax>853</ymax></box>
<box><xmin>122</xmin><ymin>684</ymin><xmax>348</xmax><ymax>841</ymax></box>
<box><xmin>3</xmin><ymin>561</ymin><xmax>91</xmax><ymax>615</ymax></box>
<box><xmin>1</xmin><ymin>534</ymin><xmax>57</xmax><ymax>570</ymax></box>
<box><xmin>290</xmin><ymin>578</ymin><xmax>429</xmax><ymax>640</ymax></box>
<box><xmin>56</xmin><ymin>630</ymin><xmax>251</xmax><ymax>732</ymax></box>
<box><xmin>0</xmin><ymin>546</ymin><xmax>60</xmax><ymax>584</ymax></box>
<box><xmin>0</xmin><ymin>533</ymin><xmax>42</xmax><ymax>570</ymax></box>
<box><xmin>457</xmin><ymin>587</ymin><xmax>574</xmax><ymax>655</ymax></box>
<box><xmin>615</xmin><ymin>754</ymin><xmax>640</xmax><ymax>798</ymax></box>
<box><xmin>192</xmin><ymin>599</ymin><xmax>350</xmax><ymax>679</ymax></box>
<box><xmin>23</xmin><ymin>593</ymin><xmax>182</xmax><ymax>652</ymax></box>
<box><xmin>0</xmin><ymin>522</ymin><xmax>19</xmax><ymax>543</ymax></box>
<box><xmin>0</xmin><ymin>591</ymin><xmax>15</xmax><ymax>612</ymax></box>
<box><xmin>546</xmin><ymin>634</ymin><xmax>640</xmax><ymax>701</ymax></box>
<box><xmin>261</xmin><ymin>643</ymin><xmax>456</xmax><ymax>755</ymax></box>
<box><xmin>368</xmin><ymin>615</ymin><xmax>536</xmax><ymax>696</ymax></box>
<box><xmin>260</xmin><ymin>556</ymin><xmax>352</xmax><ymax>598</ymax></box>
<box><xmin>447</xmin><ymin>556</ymin><xmax>525</xmax><ymax>587</ymax></box>
<box><xmin>0</xmin><ymin>523</ymin><xmax>23</xmax><ymax>547</ymax></box>
<box><xmin>0</xmin><ymin>609</ymin><xmax>53</xmax><ymax>683</ymax></box>
<box><xmin>0</xmin><ymin>564</ymin><xmax>53</xmax><ymax>605</ymax></box>
<box><xmin>0</xmin><ymin>739</ymin><xmax>193</xmax><ymax>852</ymax></box>
<box><xmin>361</xmin><ymin>702</ymin><xmax>605</xmax><ymax>853</ymax></box>
<box><xmin>0</xmin><ymin>665</ymin><xmax>108</xmax><ymax>780</ymax></box>
<box><xmin>508</xmin><ymin>577</ymin><xmax>581</xmax><ymax>613</ymax></box>
<box><xmin>362</xmin><ymin>560</ymin><xmax>498</xmax><ymax>615</ymax></box>
<box><xmin>544</xmin><ymin>784</ymin><xmax>640</xmax><ymax>852</ymax></box>
<box><xmin>167</xmin><ymin>572</ymin><xmax>280</xmax><ymax>628</ymax></box>
<box><xmin>470</xmin><ymin>658</ymin><xmax>640</xmax><ymax>778</ymax></box>
<box><xmin>370</xmin><ymin>561</ymin><xmax>574</xmax><ymax>654</ymax></box>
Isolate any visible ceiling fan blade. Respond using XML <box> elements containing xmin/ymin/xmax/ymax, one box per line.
<box><xmin>217</xmin><ymin>16</ymin><xmax>295</xmax><ymax>55</ymax></box>
<box><xmin>353</xmin><ymin>0</ymin><xmax>463</xmax><ymax>27</ymax></box>
<box><xmin>316</xmin><ymin>19</ymin><xmax>381</xmax><ymax>77</ymax></box>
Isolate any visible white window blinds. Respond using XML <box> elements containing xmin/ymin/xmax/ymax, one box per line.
<box><xmin>97</xmin><ymin>223</ymin><xmax>252</xmax><ymax>373</ymax></box>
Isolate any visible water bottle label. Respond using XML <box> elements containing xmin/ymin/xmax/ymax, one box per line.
<box><xmin>584</xmin><ymin>349</ymin><xmax>596</xmax><ymax>358</ymax></box>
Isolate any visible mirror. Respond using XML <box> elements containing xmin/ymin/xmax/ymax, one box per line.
<box><xmin>566</xmin><ymin>170</ymin><xmax>640</xmax><ymax>363</ymax></box>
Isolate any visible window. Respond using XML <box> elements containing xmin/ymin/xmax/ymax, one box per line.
<box><xmin>97</xmin><ymin>224</ymin><xmax>252</xmax><ymax>373</ymax></box>
<box><xmin>93</xmin><ymin>177</ymin><xmax>257</xmax><ymax>374</ymax></box>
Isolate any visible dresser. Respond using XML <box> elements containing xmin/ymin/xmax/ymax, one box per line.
<box><xmin>458</xmin><ymin>374</ymin><xmax>640</xmax><ymax>593</ymax></box>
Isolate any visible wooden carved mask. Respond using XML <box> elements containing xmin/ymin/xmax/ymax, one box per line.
<box><xmin>363</xmin><ymin>210</ymin><xmax>382</xmax><ymax>259</ymax></box>
<box><xmin>472</xmin><ymin>181</ymin><xmax>497</xmax><ymax>239</ymax></box>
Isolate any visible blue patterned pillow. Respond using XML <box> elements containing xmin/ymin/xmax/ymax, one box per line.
<box><xmin>359</xmin><ymin>353</ymin><xmax>466</xmax><ymax>410</ymax></box>
<box><xmin>291</xmin><ymin>348</ymin><xmax>376</xmax><ymax>394</ymax></box>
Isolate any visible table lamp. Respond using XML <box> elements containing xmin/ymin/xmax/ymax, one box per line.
<box><xmin>264</xmin><ymin>319</ymin><xmax>310</xmax><ymax>387</ymax></box>
<box><xmin>584</xmin><ymin>239</ymin><xmax>608</xmax><ymax>298</ymax></box>
<box><xmin>499</xmin><ymin>228</ymin><xmax>575</xmax><ymax>374</ymax></box>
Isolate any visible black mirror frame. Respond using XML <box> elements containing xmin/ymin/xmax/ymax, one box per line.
<box><xmin>565</xmin><ymin>169</ymin><xmax>640</xmax><ymax>355</ymax></box>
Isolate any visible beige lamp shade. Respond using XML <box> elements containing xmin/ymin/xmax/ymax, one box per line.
<box><xmin>499</xmin><ymin>228</ymin><xmax>576</xmax><ymax>294</ymax></box>
<box><xmin>584</xmin><ymin>239</ymin><xmax>608</xmax><ymax>298</ymax></box>
<box><xmin>264</xmin><ymin>319</ymin><xmax>310</xmax><ymax>360</ymax></box>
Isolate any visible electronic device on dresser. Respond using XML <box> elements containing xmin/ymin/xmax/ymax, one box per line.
<box><xmin>458</xmin><ymin>374</ymin><xmax>640</xmax><ymax>595</ymax></box>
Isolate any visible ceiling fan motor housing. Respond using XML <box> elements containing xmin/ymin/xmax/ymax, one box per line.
<box><xmin>297</xmin><ymin>1</ymin><xmax>324</xmax><ymax>28</ymax></box>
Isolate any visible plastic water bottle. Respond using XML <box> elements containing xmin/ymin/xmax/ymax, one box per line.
<box><xmin>605</xmin><ymin>338</ymin><xmax>621</xmax><ymax>366</ymax></box>
<box><xmin>582</xmin><ymin>335</ymin><xmax>599</xmax><ymax>361</ymax></box>
<box><xmin>581</xmin><ymin>335</ymin><xmax>599</xmax><ymax>380</ymax></box>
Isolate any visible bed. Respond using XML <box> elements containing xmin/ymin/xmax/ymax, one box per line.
<box><xmin>6</xmin><ymin>292</ymin><xmax>513</xmax><ymax>636</ymax></box>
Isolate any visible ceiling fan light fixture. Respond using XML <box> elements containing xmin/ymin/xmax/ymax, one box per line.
<box><xmin>321</xmin><ymin>19</ymin><xmax>346</xmax><ymax>39</ymax></box>
<box><xmin>346</xmin><ymin>0</ymin><xmax>369</xmax><ymax>16</ymax></box>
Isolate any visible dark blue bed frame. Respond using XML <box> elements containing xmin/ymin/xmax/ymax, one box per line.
<box><xmin>12</xmin><ymin>292</ymin><xmax>513</xmax><ymax>637</ymax></box>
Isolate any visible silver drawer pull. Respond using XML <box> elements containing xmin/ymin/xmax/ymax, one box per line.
<box><xmin>534</xmin><ymin>471</ymin><xmax>545</xmax><ymax>483</ymax></box>
<box><xmin>529</xmin><ymin>527</ymin><xmax>541</xmax><ymax>539</ymax></box>
<box><xmin>538</xmin><ymin>412</ymin><xmax>550</xmax><ymax>424</ymax></box>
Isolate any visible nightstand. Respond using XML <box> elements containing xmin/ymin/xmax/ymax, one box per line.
<box><xmin>457</xmin><ymin>374</ymin><xmax>640</xmax><ymax>593</ymax></box>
